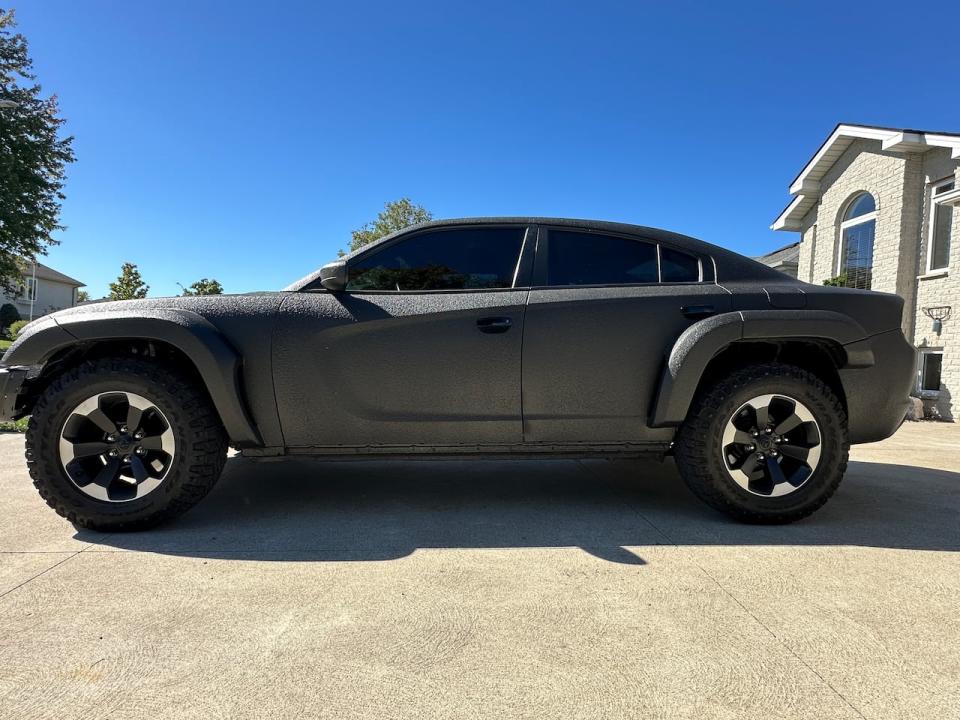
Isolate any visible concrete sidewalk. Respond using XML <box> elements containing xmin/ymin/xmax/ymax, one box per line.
<box><xmin>0</xmin><ymin>422</ymin><xmax>958</xmax><ymax>719</ymax></box>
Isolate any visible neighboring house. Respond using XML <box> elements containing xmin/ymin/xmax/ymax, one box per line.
<box><xmin>755</xmin><ymin>241</ymin><xmax>800</xmax><ymax>278</ymax></box>
<box><xmin>772</xmin><ymin>123</ymin><xmax>960</xmax><ymax>420</ymax></box>
<box><xmin>3</xmin><ymin>262</ymin><xmax>85</xmax><ymax>321</ymax></box>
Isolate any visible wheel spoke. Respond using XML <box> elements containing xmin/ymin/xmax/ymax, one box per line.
<box><xmin>779</xmin><ymin>443</ymin><xmax>810</xmax><ymax>461</ymax></box>
<box><xmin>765</xmin><ymin>456</ymin><xmax>787</xmax><ymax>485</ymax></box>
<box><xmin>86</xmin><ymin>407</ymin><xmax>118</xmax><ymax>435</ymax></box>
<box><xmin>752</xmin><ymin>402</ymin><xmax>770</xmax><ymax>430</ymax></box>
<box><xmin>139</xmin><ymin>435</ymin><xmax>164</xmax><ymax>451</ymax></box>
<box><xmin>126</xmin><ymin>403</ymin><xmax>144</xmax><ymax>432</ymax></box>
<box><xmin>93</xmin><ymin>457</ymin><xmax>121</xmax><ymax>488</ymax></box>
<box><xmin>739</xmin><ymin>454</ymin><xmax>761</xmax><ymax>477</ymax></box>
<box><xmin>69</xmin><ymin>441</ymin><xmax>112</xmax><ymax>459</ymax></box>
<box><xmin>129</xmin><ymin>455</ymin><xmax>149</xmax><ymax>483</ymax></box>
<box><xmin>732</xmin><ymin>430</ymin><xmax>754</xmax><ymax>446</ymax></box>
<box><xmin>775</xmin><ymin>413</ymin><xmax>804</xmax><ymax>436</ymax></box>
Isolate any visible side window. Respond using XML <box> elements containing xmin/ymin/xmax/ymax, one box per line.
<box><xmin>347</xmin><ymin>227</ymin><xmax>526</xmax><ymax>291</ymax></box>
<box><xmin>547</xmin><ymin>230</ymin><xmax>658</xmax><ymax>286</ymax></box>
<box><xmin>660</xmin><ymin>246</ymin><xmax>701</xmax><ymax>282</ymax></box>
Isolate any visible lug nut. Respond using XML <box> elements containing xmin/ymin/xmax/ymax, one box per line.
<box><xmin>135</xmin><ymin>446</ymin><xmax>146</xmax><ymax>455</ymax></box>
<box><xmin>119</xmin><ymin>425</ymin><xmax>129</xmax><ymax>434</ymax></box>
<box><xmin>107</xmin><ymin>434</ymin><xmax>116</xmax><ymax>442</ymax></box>
<box><xmin>109</xmin><ymin>449</ymin><xmax>119</xmax><ymax>457</ymax></box>
<box><xmin>134</xmin><ymin>430</ymin><xmax>144</xmax><ymax>440</ymax></box>
<box><xmin>764</xmin><ymin>427</ymin><xmax>773</xmax><ymax>434</ymax></box>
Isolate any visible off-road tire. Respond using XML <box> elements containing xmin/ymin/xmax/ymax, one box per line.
<box><xmin>25</xmin><ymin>357</ymin><xmax>228</xmax><ymax>531</ymax></box>
<box><xmin>674</xmin><ymin>362</ymin><xmax>848</xmax><ymax>524</ymax></box>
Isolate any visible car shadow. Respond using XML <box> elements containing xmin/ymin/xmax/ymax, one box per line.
<box><xmin>77</xmin><ymin>456</ymin><xmax>960</xmax><ymax>564</ymax></box>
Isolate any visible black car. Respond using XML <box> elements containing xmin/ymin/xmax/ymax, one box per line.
<box><xmin>0</xmin><ymin>218</ymin><xmax>916</xmax><ymax>530</ymax></box>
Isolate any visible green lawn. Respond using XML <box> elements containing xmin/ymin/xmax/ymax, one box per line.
<box><xmin>0</xmin><ymin>339</ymin><xmax>11</xmax><ymax>351</ymax></box>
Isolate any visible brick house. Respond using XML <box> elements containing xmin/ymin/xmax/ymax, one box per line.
<box><xmin>772</xmin><ymin>124</ymin><xmax>960</xmax><ymax>420</ymax></box>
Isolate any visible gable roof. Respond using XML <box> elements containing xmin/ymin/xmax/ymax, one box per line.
<box><xmin>772</xmin><ymin>123</ymin><xmax>960</xmax><ymax>232</ymax></box>
<box><xmin>32</xmin><ymin>262</ymin><xmax>84</xmax><ymax>287</ymax></box>
<box><xmin>755</xmin><ymin>241</ymin><xmax>800</xmax><ymax>269</ymax></box>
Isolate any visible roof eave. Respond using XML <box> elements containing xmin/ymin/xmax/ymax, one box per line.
<box><xmin>774</xmin><ymin>123</ymin><xmax>960</xmax><ymax>231</ymax></box>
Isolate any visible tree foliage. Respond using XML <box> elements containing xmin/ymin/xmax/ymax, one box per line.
<box><xmin>345</xmin><ymin>198</ymin><xmax>432</xmax><ymax>254</ymax></box>
<box><xmin>0</xmin><ymin>9</ymin><xmax>76</xmax><ymax>295</ymax></box>
<box><xmin>180</xmin><ymin>278</ymin><xmax>223</xmax><ymax>296</ymax></box>
<box><xmin>108</xmin><ymin>262</ymin><xmax>149</xmax><ymax>300</ymax></box>
<box><xmin>75</xmin><ymin>289</ymin><xmax>89</xmax><ymax>303</ymax></box>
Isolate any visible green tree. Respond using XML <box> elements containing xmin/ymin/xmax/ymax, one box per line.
<box><xmin>0</xmin><ymin>9</ymin><xmax>76</xmax><ymax>296</ymax></box>
<box><xmin>108</xmin><ymin>262</ymin><xmax>149</xmax><ymax>300</ymax></box>
<box><xmin>75</xmin><ymin>289</ymin><xmax>89</xmax><ymax>303</ymax></box>
<box><xmin>343</xmin><ymin>198</ymin><xmax>432</xmax><ymax>254</ymax></box>
<box><xmin>180</xmin><ymin>278</ymin><xmax>224</xmax><ymax>296</ymax></box>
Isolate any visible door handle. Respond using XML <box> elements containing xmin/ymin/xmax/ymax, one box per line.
<box><xmin>681</xmin><ymin>304</ymin><xmax>715</xmax><ymax>319</ymax></box>
<box><xmin>476</xmin><ymin>316</ymin><xmax>513</xmax><ymax>334</ymax></box>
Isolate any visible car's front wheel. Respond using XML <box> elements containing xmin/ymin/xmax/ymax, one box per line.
<box><xmin>674</xmin><ymin>362</ymin><xmax>848</xmax><ymax>524</ymax></box>
<box><xmin>25</xmin><ymin>356</ymin><xmax>228</xmax><ymax>531</ymax></box>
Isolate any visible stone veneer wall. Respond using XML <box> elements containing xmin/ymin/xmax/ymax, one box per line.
<box><xmin>913</xmin><ymin>150</ymin><xmax>960</xmax><ymax>420</ymax></box>
<box><xmin>795</xmin><ymin>140</ymin><xmax>960</xmax><ymax>420</ymax></box>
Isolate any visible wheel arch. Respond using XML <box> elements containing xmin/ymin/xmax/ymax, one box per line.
<box><xmin>651</xmin><ymin>310</ymin><xmax>872</xmax><ymax>427</ymax></box>
<box><xmin>5</xmin><ymin>310</ymin><xmax>262</xmax><ymax>448</ymax></box>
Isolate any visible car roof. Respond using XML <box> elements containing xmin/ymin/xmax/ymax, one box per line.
<box><xmin>286</xmin><ymin>216</ymin><xmax>787</xmax><ymax>290</ymax></box>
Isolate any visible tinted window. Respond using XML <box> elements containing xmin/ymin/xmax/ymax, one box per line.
<box><xmin>347</xmin><ymin>227</ymin><xmax>526</xmax><ymax>291</ymax></box>
<box><xmin>660</xmin><ymin>247</ymin><xmax>701</xmax><ymax>282</ymax></box>
<box><xmin>547</xmin><ymin>231</ymin><xmax>657</xmax><ymax>286</ymax></box>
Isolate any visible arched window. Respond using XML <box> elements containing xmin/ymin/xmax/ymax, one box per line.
<box><xmin>838</xmin><ymin>192</ymin><xmax>876</xmax><ymax>289</ymax></box>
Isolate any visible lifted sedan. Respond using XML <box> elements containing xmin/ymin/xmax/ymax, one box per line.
<box><xmin>0</xmin><ymin>218</ymin><xmax>916</xmax><ymax>530</ymax></box>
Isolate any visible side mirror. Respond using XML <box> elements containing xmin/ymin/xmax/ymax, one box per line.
<box><xmin>319</xmin><ymin>260</ymin><xmax>347</xmax><ymax>292</ymax></box>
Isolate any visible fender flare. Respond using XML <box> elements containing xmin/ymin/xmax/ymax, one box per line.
<box><xmin>650</xmin><ymin>310</ymin><xmax>873</xmax><ymax>427</ymax></box>
<box><xmin>5</xmin><ymin>309</ymin><xmax>261</xmax><ymax>448</ymax></box>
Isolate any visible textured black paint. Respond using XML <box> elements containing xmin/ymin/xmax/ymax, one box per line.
<box><xmin>0</xmin><ymin>218</ymin><xmax>915</xmax><ymax>453</ymax></box>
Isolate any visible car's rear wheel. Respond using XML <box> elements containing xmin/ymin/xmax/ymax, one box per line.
<box><xmin>25</xmin><ymin>357</ymin><xmax>228</xmax><ymax>531</ymax></box>
<box><xmin>674</xmin><ymin>362</ymin><xmax>848</xmax><ymax>523</ymax></box>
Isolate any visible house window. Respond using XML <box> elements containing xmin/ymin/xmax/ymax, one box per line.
<box><xmin>838</xmin><ymin>192</ymin><xmax>876</xmax><ymax>289</ymax></box>
<box><xmin>927</xmin><ymin>178</ymin><xmax>955</xmax><ymax>273</ymax></box>
<box><xmin>917</xmin><ymin>350</ymin><xmax>943</xmax><ymax>397</ymax></box>
<box><xmin>24</xmin><ymin>277</ymin><xmax>36</xmax><ymax>302</ymax></box>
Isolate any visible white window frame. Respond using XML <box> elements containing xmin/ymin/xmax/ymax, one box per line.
<box><xmin>926</xmin><ymin>177</ymin><xmax>955</xmax><ymax>274</ymax></box>
<box><xmin>23</xmin><ymin>276</ymin><xmax>36</xmax><ymax>302</ymax></box>
<box><xmin>836</xmin><ymin>198</ymin><xmax>877</xmax><ymax>278</ymax></box>
<box><xmin>917</xmin><ymin>348</ymin><xmax>943</xmax><ymax>398</ymax></box>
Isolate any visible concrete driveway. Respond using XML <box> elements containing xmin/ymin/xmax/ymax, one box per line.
<box><xmin>0</xmin><ymin>423</ymin><xmax>958</xmax><ymax>719</ymax></box>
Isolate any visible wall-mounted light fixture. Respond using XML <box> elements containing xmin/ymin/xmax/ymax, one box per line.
<box><xmin>922</xmin><ymin>306</ymin><xmax>951</xmax><ymax>337</ymax></box>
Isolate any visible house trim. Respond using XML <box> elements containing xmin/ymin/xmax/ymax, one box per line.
<box><xmin>772</xmin><ymin>124</ymin><xmax>960</xmax><ymax>232</ymax></box>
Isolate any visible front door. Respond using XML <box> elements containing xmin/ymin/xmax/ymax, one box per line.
<box><xmin>272</xmin><ymin>225</ymin><xmax>532</xmax><ymax>449</ymax></box>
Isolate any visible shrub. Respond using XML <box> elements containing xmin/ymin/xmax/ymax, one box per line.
<box><xmin>8</xmin><ymin>320</ymin><xmax>29</xmax><ymax>339</ymax></box>
<box><xmin>0</xmin><ymin>304</ymin><xmax>19</xmax><ymax>336</ymax></box>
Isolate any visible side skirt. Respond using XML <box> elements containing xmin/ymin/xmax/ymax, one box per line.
<box><xmin>240</xmin><ymin>442</ymin><xmax>671</xmax><ymax>462</ymax></box>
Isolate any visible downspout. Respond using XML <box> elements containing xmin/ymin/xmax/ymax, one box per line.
<box><xmin>28</xmin><ymin>260</ymin><xmax>37</xmax><ymax>322</ymax></box>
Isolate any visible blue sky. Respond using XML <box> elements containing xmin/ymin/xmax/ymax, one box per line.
<box><xmin>13</xmin><ymin>0</ymin><xmax>960</xmax><ymax>297</ymax></box>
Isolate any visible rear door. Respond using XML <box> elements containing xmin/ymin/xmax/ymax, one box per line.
<box><xmin>273</xmin><ymin>225</ymin><xmax>534</xmax><ymax>449</ymax></box>
<box><xmin>521</xmin><ymin>226</ymin><xmax>732</xmax><ymax>444</ymax></box>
